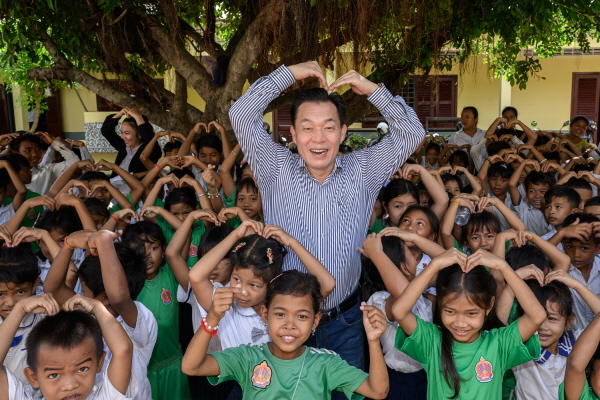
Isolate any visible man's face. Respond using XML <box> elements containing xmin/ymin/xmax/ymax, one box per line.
<box><xmin>290</xmin><ymin>102</ymin><xmax>347</xmax><ymax>179</ymax></box>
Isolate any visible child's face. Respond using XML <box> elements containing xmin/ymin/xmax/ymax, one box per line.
<box><xmin>526</xmin><ymin>183</ymin><xmax>550</xmax><ymax>210</ymax></box>
<box><xmin>502</xmin><ymin>110</ymin><xmax>517</xmax><ymax>122</ymax></box>
<box><xmin>488</xmin><ymin>175</ymin><xmax>509</xmax><ymax>197</ymax></box>
<box><xmin>87</xmin><ymin>179</ymin><xmax>112</xmax><ymax>206</ymax></box>
<box><xmin>17</xmin><ymin>165</ymin><xmax>33</xmax><ymax>184</ymax></box>
<box><xmin>25</xmin><ymin>339</ymin><xmax>105</xmax><ymax>400</ymax></box>
<box><xmin>230</xmin><ymin>267</ymin><xmax>267</xmax><ymax>309</ymax></box>
<box><xmin>236</xmin><ymin>187</ymin><xmax>261</xmax><ymax>220</ymax></box>
<box><xmin>425</xmin><ymin>148</ymin><xmax>439</xmax><ymax>166</ymax></box>
<box><xmin>165</xmin><ymin>149</ymin><xmax>180</xmax><ymax>158</ymax></box>
<box><xmin>399</xmin><ymin>210</ymin><xmax>435</xmax><ymax>245</ymax></box>
<box><xmin>91</xmin><ymin>213</ymin><xmax>109</xmax><ymax>231</ymax></box>
<box><xmin>199</xmin><ymin>146</ymin><xmax>222</xmax><ymax>166</ymax></box>
<box><xmin>544</xmin><ymin>196</ymin><xmax>575</xmax><ymax>227</ymax></box>
<box><xmin>385</xmin><ymin>194</ymin><xmax>418</xmax><ymax>227</ymax></box>
<box><xmin>537</xmin><ymin>300</ymin><xmax>573</xmax><ymax>354</ymax></box>
<box><xmin>17</xmin><ymin>140</ymin><xmax>43</xmax><ymax>167</ymax></box>
<box><xmin>0</xmin><ymin>279</ymin><xmax>39</xmax><ymax>319</ymax></box>
<box><xmin>444</xmin><ymin>180</ymin><xmax>461</xmax><ymax>196</ymax></box>
<box><xmin>210</xmin><ymin>258</ymin><xmax>232</xmax><ymax>285</ymax></box>
<box><xmin>419</xmin><ymin>193</ymin><xmax>431</xmax><ymax>207</ymax></box>
<box><xmin>460</xmin><ymin>109</ymin><xmax>478</xmax><ymax>131</ymax></box>
<box><xmin>570</xmin><ymin>120</ymin><xmax>588</xmax><ymax>138</ymax></box>
<box><xmin>169</xmin><ymin>203</ymin><xmax>195</xmax><ymax>222</ymax></box>
<box><xmin>467</xmin><ymin>227</ymin><xmax>496</xmax><ymax>252</ymax></box>
<box><xmin>450</xmin><ymin>156</ymin><xmax>466</xmax><ymax>168</ymax></box>
<box><xmin>585</xmin><ymin>205</ymin><xmax>600</xmax><ymax>219</ymax></box>
<box><xmin>261</xmin><ymin>294</ymin><xmax>320</xmax><ymax>360</ymax></box>
<box><xmin>440</xmin><ymin>293</ymin><xmax>491</xmax><ymax>344</ymax></box>
<box><xmin>574</xmin><ymin>188</ymin><xmax>593</xmax><ymax>210</ymax></box>
<box><xmin>562</xmin><ymin>238</ymin><xmax>599</xmax><ymax>271</ymax></box>
<box><xmin>143</xmin><ymin>238</ymin><xmax>165</xmax><ymax>280</ymax></box>
<box><xmin>120</xmin><ymin>122</ymin><xmax>142</xmax><ymax>148</ymax></box>
<box><xmin>241</xmin><ymin>164</ymin><xmax>254</xmax><ymax>181</ymax></box>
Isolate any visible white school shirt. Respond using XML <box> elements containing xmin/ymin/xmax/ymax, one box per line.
<box><xmin>98</xmin><ymin>301</ymin><xmax>156</xmax><ymax>400</ymax></box>
<box><xmin>0</xmin><ymin>203</ymin><xmax>15</xmax><ymax>225</ymax></box>
<box><xmin>487</xmin><ymin>191</ymin><xmax>515</xmax><ymax>233</ymax></box>
<box><xmin>541</xmin><ymin>228</ymin><xmax>564</xmax><ymax>252</ymax></box>
<box><xmin>447</xmin><ymin>128</ymin><xmax>486</xmax><ymax>148</ymax></box>
<box><xmin>35</xmin><ymin>248</ymin><xmax>86</xmax><ymax>296</ymax></box>
<box><xmin>27</xmin><ymin>140</ymin><xmax>79</xmax><ymax>196</ymax></box>
<box><xmin>180</xmin><ymin>284</ymin><xmax>223</xmax><ymax>353</ymax></box>
<box><xmin>470</xmin><ymin>135</ymin><xmax>524</xmax><ymax>171</ymax></box>
<box><xmin>417</xmin><ymin>253</ymin><xmax>436</xmax><ymax>296</ymax></box>
<box><xmin>368</xmin><ymin>290</ymin><xmax>433</xmax><ymax>373</ymax></box>
<box><xmin>569</xmin><ymin>256</ymin><xmax>600</xmax><ymax>331</ymax></box>
<box><xmin>216</xmin><ymin>291</ymin><xmax>270</xmax><ymax>350</ymax></box>
<box><xmin>512</xmin><ymin>330</ymin><xmax>583</xmax><ymax>400</ymax></box>
<box><xmin>0</xmin><ymin>313</ymin><xmax>43</xmax><ymax>385</ymax></box>
<box><xmin>6</xmin><ymin>363</ymin><xmax>137</xmax><ymax>400</ymax></box>
<box><xmin>512</xmin><ymin>197</ymin><xmax>553</xmax><ymax>237</ymax></box>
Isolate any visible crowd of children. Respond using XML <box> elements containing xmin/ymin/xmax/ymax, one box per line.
<box><xmin>1</xmin><ymin>104</ymin><xmax>600</xmax><ymax>400</ymax></box>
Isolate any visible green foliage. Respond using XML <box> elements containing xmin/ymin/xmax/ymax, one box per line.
<box><xmin>344</xmin><ymin>133</ymin><xmax>368</xmax><ymax>151</ymax></box>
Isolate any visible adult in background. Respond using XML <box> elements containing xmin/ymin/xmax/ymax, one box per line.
<box><xmin>448</xmin><ymin>106</ymin><xmax>486</xmax><ymax>148</ymax></box>
<box><xmin>230</xmin><ymin>61</ymin><xmax>424</xmax><ymax>386</ymax></box>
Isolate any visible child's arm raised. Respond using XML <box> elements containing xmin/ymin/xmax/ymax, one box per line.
<box><xmin>400</xmin><ymin>164</ymin><xmax>449</xmax><ymax>221</ymax></box>
<box><xmin>201</xmin><ymin>167</ymin><xmax>224</xmax><ymax>213</ymax></box>
<box><xmin>440</xmin><ymin>194</ymin><xmax>477</xmax><ymax>249</ymax></box>
<box><xmin>166</xmin><ymin>209</ymin><xmax>219</xmax><ymax>289</ymax></box>
<box><xmin>178</xmin><ymin>123</ymin><xmax>206</xmax><ymax>157</ymax></box>
<box><xmin>139</xmin><ymin>205</ymin><xmax>183</xmax><ymax>229</ymax></box>
<box><xmin>546</xmin><ymin>270</ymin><xmax>600</xmax><ymax>314</ymax></box>
<box><xmin>392</xmin><ymin>248</ymin><xmax>467</xmax><ymax>335</ymax></box>
<box><xmin>179</xmin><ymin>174</ymin><xmax>217</xmax><ymax>217</ymax></box>
<box><xmin>48</xmin><ymin>159</ymin><xmax>96</xmax><ymax>198</ymax></box>
<box><xmin>495</xmin><ymin>264</ymin><xmax>545</xmax><ymax>325</ymax></box>
<box><xmin>454</xmin><ymin>165</ymin><xmax>483</xmax><ymax>196</ymax></box>
<box><xmin>182</xmin><ymin>286</ymin><xmax>242</xmax><ymax>376</ymax></box>
<box><xmin>263</xmin><ymin>224</ymin><xmax>336</xmax><ymax>298</ymax></box>
<box><xmin>96</xmin><ymin>159</ymin><xmax>146</xmax><ymax>205</ymax></box>
<box><xmin>88</xmin><ymin>180</ymin><xmax>132</xmax><ymax>211</ymax></box>
<box><xmin>0</xmin><ymin>294</ymin><xmax>60</xmax><ymax>400</ymax></box>
<box><xmin>6</xmin><ymin>195</ymin><xmax>55</xmax><ymax>233</ymax></box>
<box><xmin>11</xmin><ymin>227</ymin><xmax>61</xmax><ymax>260</ymax></box>
<box><xmin>465</xmin><ymin>250</ymin><xmax>546</xmax><ymax>341</ymax></box>
<box><xmin>190</xmin><ymin>220</ymin><xmax>263</xmax><ymax>312</ymax></box>
<box><xmin>509</xmin><ymin>160</ymin><xmax>538</xmax><ymax>206</ymax></box>
<box><xmin>63</xmin><ymin>295</ymin><xmax>133</xmax><ymax>395</ymax></box>
<box><xmin>54</xmin><ymin>193</ymin><xmax>96</xmax><ymax>230</ymax></box>
<box><xmin>208</xmin><ymin>121</ymin><xmax>231</xmax><ymax>157</ymax></box>
<box><xmin>88</xmin><ymin>230</ymin><xmax>139</xmax><ymax>328</ymax></box>
<box><xmin>516</xmin><ymin>231</ymin><xmax>571</xmax><ymax>272</ymax></box>
<box><xmin>354</xmin><ymin>304</ymin><xmax>389</xmax><ymax>399</ymax></box>
<box><xmin>101</xmin><ymin>208</ymin><xmax>136</xmax><ymax>231</ymax></box>
<box><xmin>217</xmin><ymin>206</ymin><xmax>251</xmax><ymax>225</ymax></box>
<box><xmin>564</xmin><ymin>314</ymin><xmax>600</xmax><ymax>400</ymax></box>
<box><xmin>221</xmin><ymin>144</ymin><xmax>241</xmax><ymax>199</ymax></box>
<box><xmin>477</xmin><ymin>196</ymin><xmax>526</xmax><ymax>231</ymax></box>
<box><xmin>139</xmin><ymin>131</ymin><xmax>171</xmax><ymax>171</ymax></box>
<box><xmin>143</xmin><ymin>174</ymin><xmax>180</xmax><ymax>209</ymax></box>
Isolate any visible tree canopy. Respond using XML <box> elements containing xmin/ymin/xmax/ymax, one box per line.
<box><xmin>0</xmin><ymin>0</ymin><xmax>598</xmax><ymax>133</ymax></box>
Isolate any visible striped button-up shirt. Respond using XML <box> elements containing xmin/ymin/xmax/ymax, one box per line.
<box><xmin>230</xmin><ymin>66</ymin><xmax>425</xmax><ymax>309</ymax></box>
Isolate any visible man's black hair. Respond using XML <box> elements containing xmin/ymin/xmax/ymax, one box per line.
<box><xmin>26</xmin><ymin>310</ymin><xmax>104</xmax><ymax>372</ymax></box>
<box><xmin>35</xmin><ymin>206</ymin><xmax>83</xmax><ymax>236</ymax></box>
<box><xmin>544</xmin><ymin>185</ymin><xmax>581</xmax><ymax>210</ymax></box>
<box><xmin>195</xmin><ymin>134</ymin><xmax>223</xmax><ymax>154</ymax></box>
<box><xmin>7</xmin><ymin>133</ymin><xmax>41</xmax><ymax>151</ymax></box>
<box><xmin>524</xmin><ymin>171</ymin><xmax>555</xmax><ymax>190</ymax></box>
<box><xmin>0</xmin><ymin>243</ymin><xmax>39</xmax><ymax>284</ymax></box>
<box><xmin>488</xmin><ymin>161</ymin><xmax>514</xmax><ymax>179</ymax></box>
<box><xmin>290</xmin><ymin>88</ymin><xmax>347</xmax><ymax>126</ymax></box>
<box><xmin>77</xmin><ymin>243</ymin><xmax>147</xmax><ymax>299</ymax></box>
<box><xmin>0</xmin><ymin>153</ymin><xmax>30</xmax><ymax>172</ymax></box>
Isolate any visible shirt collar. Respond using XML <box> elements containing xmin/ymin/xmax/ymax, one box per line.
<box><xmin>296</xmin><ymin>155</ymin><xmax>343</xmax><ymax>177</ymax></box>
<box><xmin>535</xmin><ymin>330</ymin><xmax>575</xmax><ymax>364</ymax></box>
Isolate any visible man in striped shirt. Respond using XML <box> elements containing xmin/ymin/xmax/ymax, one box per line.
<box><xmin>230</xmin><ymin>61</ymin><xmax>425</xmax><ymax>377</ymax></box>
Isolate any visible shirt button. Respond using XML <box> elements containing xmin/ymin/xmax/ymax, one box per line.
<box><xmin>321</xmin><ymin>209</ymin><xmax>324</xmax><ymax>213</ymax></box>
<box><xmin>321</xmin><ymin>234</ymin><xmax>324</xmax><ymax>238</ymax></box>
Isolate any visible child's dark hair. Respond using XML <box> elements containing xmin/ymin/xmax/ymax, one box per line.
<box><xmin>236</xmin><ymin>177</ymin><xmax>259</xmax><ymax>196</ymax></box>
<box><xmin>35</xmin><ymin>206</ymin><xmax>83</xmax><ymax>236</ymax></box>
<box><xmin>505</xmin><ymin>244</ymin><xmax>551</xmax><ymax>273</ymax></box>
<box><xmin>78</xmin><ymin>171</ymin><xmax>110</xmax><ymax>182</ymax></box>
<box><xmin>265</xmin><ymin>270</ymin><xmax>323</xmax><ymax>314</ymax></box>
<box><xmin>488</xmin><ymin>161</ymin><xmax>514</xmax><ymax>179</ymax></box>
<box><xmin>121</xmin><ymin>221</ymin><xmax>167</xmax><ymax>256</ymax></box>
<box><xmin>564</xmin><ymin>178</ymin><xmax>593</xmax><ymax>192</ymax></box>
<box><xmin>199</xmin><ymin>226</ymin><xmax>235</xmax><ymax>258</ymax></box>
<box><xmin>442</xmin><ymin>174</ymin><xmax>463</xmax><ymax>193</ymax></box>
<box><xmin>82</xmin><ymin>198</ymin><xmax>110</xmax><ymax>220</ymax></box>
<box><xmin>449</xmin><ymin>150</ymin><xmax>469</xmax><ymax>167</ymax></box>
<box><xmin>542</xmin><ymin>151</ymin><xmax>560</xmax><ymax>164</ymax></box>
<box><xmin>401</xmin><ymin>205</ymin><xmax>439</xmax><ymax>239</ymax></box>
<box><xmin>8</xmin><ymin>133</ymin><xmax>41</xmax><ymax>151</ymax></box>
<box><xmin>573</xmin><ymin>164</ymin><xmax>595</xmax><ymax>173</ymax></box>
<box><xmin>382</xmin><ymin>179</ymin><xmax>419</xmax><ymax>206</ymax></box>
<box><xmin>585</xmin><ymin>196</ymin><xmax>600</xmax><ymax>208</ymax></box>
<box><xmin>502</xmin><ymin>106</ymin><xmax>518</xmax><ymax>118</ymax></box>
<box><xmin>462</xmin><ymin>106</ymin><xmax>478</xmax><ymax>119</ymax></box>
<box><xmin>163</xmin><ymin>140</ymin><xmax>182</xmax><ymax>155</ymax></box>
<box><xmin>122</xmin><ymin>115</ymin><xmax>151</xmax><ymax>137</ymax></box>
<box><xmin>229</xmin><ymin>234</ymin><xmax>285</xmax><ymax>282</ymax></box>
<box><xmin>461</xmin><ymin>211</ymin><xmax>500</xmax><ymax>245</ymax></box>
<box><xmin>196</xmin><ymin>134</ymin><xmax>223</xmax><ymax>154</ymax></box>
<box><xmin>26</xmin><ymin>310</ymin><xmax>104</xmax><ymax>372</ymax></box>
<box><xmin>516</xmin><ymin>280</ymin><xmax>573</xmax><ymax>321</ymax></box>
<box><xmin>0</xmin><ymin>152</ymin><xmax>30</xmax><ymax>172</ymax></box>
<box><xmin>425</xmin><ymin>141</ymin><xmax>441</xmax><ymax>154</ymax></box>
<box><xmin>494</xmin><ymin>128</ymin><xmax>517</xmax><ymax>139</ymax></box>
<box><xmin>486</xmin><ymin>141</ymin><xmax>511</xmax><ymax>157</ymax></box>
<box><xmin>524</xmin><ymin>171</ymin><xmax>555</xmax><ymax>190</ymax></box>
<box><xmin>543</xmin><ymin>185</ymin><xmax>581</xmax><ymax>210</ymax></box>
<box><xmin>416</xmin><ymin>181</ymin><xmax>432</xmax><ymax>206</ymax></box>
<box><xmin>0</xmin><ymin>243</ymin><xmax>39</xmax><ymax>285</ymax></box>
<box><xmin>168</xmin><ymin>169</ymin><xmax>195</xmax><ymax>180</ymax></box>
<box><xmin>77</xmin><ymin>243</ymin><xmax>147</xmax><ymax>299</ymax></box>
<box><xmin>435</xmin><ymin>265</ymin><xmax>501</xmax><ymax>399</ymax></box>
<box><xmin>563</xmin><ymin>213</ymin><xmax>600</xmax><ymax>245</ymax></box>
<box><xmin>361</xmin><ymin>236</ymin><xmax>407</xmax><ymax>301</ymax></box>
<box><xmin>571</xmin><ymin>115</ymin><xmax>589</xmax><ymax>127</ymax></box>
<box><xmin>165</xmin><ymin>186</ymin><xmax>197</xmax><ymax>211</ymax></box>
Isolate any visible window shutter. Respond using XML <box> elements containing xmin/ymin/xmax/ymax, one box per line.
<box><xmin>45</xmin><ymin>93</ymin><xmax>63</xmax><ymax>138</ymax></box>
<box><xmin>273</xmin><ymin>104</ymin><xmax>293</xmax><ymax>144</ymax></box>
<box><xmin>435</xmin><ymin>76</ymin><xmax>458</xmax><ymax>127</ymax></box>
<box><xmin>571</xmin><ymin>73</ymin><xmax>600</xmax><ymax>122</ymax></box>
<box><xmin>414</xmin><ymin>77</ymin><xmax>434</xmax><ymax>125</ymax></box>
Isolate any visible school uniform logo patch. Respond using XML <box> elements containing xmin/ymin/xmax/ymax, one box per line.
<box><xmin>475</xmin><ymin>356</ymin><xmax>493</xmax><ymax>382</ymax></box>
<box><xmin>27</xmin><ymin>209</ymin><xmax>35</xmax><ymax>219</ymax></box>
<box><xmin>161</xmin><ymin>288</ymin><xmax>172</xmax><ymax>305</ymax></box>
<box><xmin>188</xmin><ymin>244</ymin><xmax>198</xmax><ymax>257</ymax></box>
<box><xmin>251</xmin><ymin>360</ymin><xmax>272</xmax><ymax>389</ymax></box>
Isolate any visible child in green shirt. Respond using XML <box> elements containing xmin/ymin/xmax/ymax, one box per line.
<box><xmin>562</xmin><ymin>313</ymin><xmax>600</xmax><ymax>400</ymax></box>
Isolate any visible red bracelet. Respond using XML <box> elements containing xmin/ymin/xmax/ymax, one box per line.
<box><xmin>201</xmin><ymin>316</ymin><xmax>218</xmax><ymax>338</ymax></box>
<box><xmin>109</xmin><ymin>215</ymin><xmax>119</xmax><ymax>223</ymax></box>
<box><xmin>154</xmin><ymin>164</ymin><xmax>163</xmax><ymax>172</ymax></box>
<box><xmin>64</xmin><ymin>238</ymin><xmax>75</xmax><ymax>250</ymax></box>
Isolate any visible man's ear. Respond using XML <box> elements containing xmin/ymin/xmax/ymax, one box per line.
<box><xmin>24</xmin><ymin>367</ymin><xmax>40</xmax><ymax>389</ymax></box>
<box><xmin>290</xmin><ymin>125</ymin><xmax>297</xmax><ymax>144</ymax></box>
<box><xmin>339</xmin><ymin>125</ymin><xmax>348</xmax><ymax>144</ymax></box>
